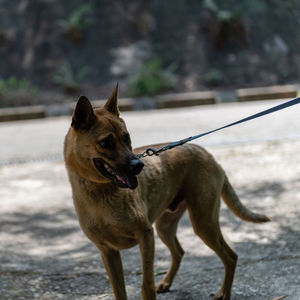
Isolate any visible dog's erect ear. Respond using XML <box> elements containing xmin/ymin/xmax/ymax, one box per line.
<box><xmin>104</xmin><ymin>83</ymin><xmax>120</xmax><ymax>117</ymax></box>
<box><xmin>71</xmin><ymin>96</ymin><xmax>97</xmax><ymax>130</ymax></box>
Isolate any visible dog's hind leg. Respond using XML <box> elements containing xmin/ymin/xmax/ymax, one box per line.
<box><xmin>155</xmin><ymin>200</ymin><xmax>187</xmax><ymax>293</ymax></box>
<box><xmin>187</xmin><ymin>196</ymin><xmax>237</xmax><ymax>300</ymax></box>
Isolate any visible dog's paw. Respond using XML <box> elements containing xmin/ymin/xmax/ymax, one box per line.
<box><xmin>156</xmin><ymin>281</ymin><xmax>170</xmax><ymax>293</ymax></box>
<box><xmin>213</xmin><ymin>290</ymin><xmax>231</xmax><ymax>300</ymax></box>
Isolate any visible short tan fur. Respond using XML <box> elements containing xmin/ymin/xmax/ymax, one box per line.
<box><xmin>64</xmin><ymin>84</ymin><xmax>269</xmax><ymax>300</ymax></box>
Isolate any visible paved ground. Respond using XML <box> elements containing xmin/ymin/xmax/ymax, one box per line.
<box><xmin>1</xmin><ymin>99</ymin><xmax>300</xmax><ymax>164</ymax></box>
<box><xmin>0</xmin><ymin>100</ymin><xmax>299</xmax><ymax>300</ymax></box>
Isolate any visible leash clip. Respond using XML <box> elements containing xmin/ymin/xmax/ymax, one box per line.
<box><xmin>136</xmin><ymin>147</ymin><xmax>161</xmax><ymax>158</ymax></box>
<box><xmin>146</xmin><ymin>148</ymin><xmax>160</xmax><ymax>156</ymax></box>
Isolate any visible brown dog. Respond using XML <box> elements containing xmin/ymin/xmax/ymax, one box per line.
<box><xmin>64</xmin><ymin>84</ymin><xmax>269</xmax><ymax>300</ymax></box>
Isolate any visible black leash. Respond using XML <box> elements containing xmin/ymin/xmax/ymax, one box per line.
<box><xmin>136</xmin><ymin>97</ymin><xmax>300</xmax><ymax>158</ymax></box>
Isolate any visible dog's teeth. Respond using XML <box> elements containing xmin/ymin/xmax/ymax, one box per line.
<box><xmin>116</xmin><ymin>175</ymin><xmax>126</xmax><ymax>185</ymax></box>
<box><xmin>104</xmin><ymin>163</ymin><xmax>118</xmax><ymax>176</ymax></box>
<box><xmin>105</xmin><ymin>163</ymin><xmax>113</xmax><ymax>173</ymax></box>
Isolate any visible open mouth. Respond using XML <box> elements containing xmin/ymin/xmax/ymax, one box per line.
<box><xmin>93</xmin><ymin>158</ymin><xmax>138</xmax><ymax>189</ymax></box>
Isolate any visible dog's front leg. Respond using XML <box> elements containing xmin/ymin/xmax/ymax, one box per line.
<box><xmin>100</xmin><ymin>246</ymin><xmax>128</xmax><ymax>300</ymax></box>
<box><xmin>139</xmin><ymin>227</ymin><xmax>156</xmax><ymax>300</ymax></box>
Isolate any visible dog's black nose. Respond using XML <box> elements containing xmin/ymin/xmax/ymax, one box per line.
<box><xmin>130</xmin><ymin>159</ymin><xmax>144</xmax><ymax>175</ymax></box>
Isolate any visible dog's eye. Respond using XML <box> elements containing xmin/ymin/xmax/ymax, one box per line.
<box><xmin>99</xmin><ymin>136</ymin><xmax>114</xmax><ymax>149</ymax></box>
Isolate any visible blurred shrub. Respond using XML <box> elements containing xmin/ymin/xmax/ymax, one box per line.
<box><xmin>0</xmin><ymin>77</ymin><xmax>39</xmax><ymax>107</ymax></box>
<box><xmin>53</xmin><ymin>60</ymin><xmax>90</xmax><ymax>94</ymax></box>
<box><xmin>203</xmin><ymin>0</ymin><xmax>266</xmax><ymax>49</ymax></box>
<box><xmin>127</xmin><ymin>58</ymin><xmax>177</xmax><ymax>97</ymax></box>
<box><xmin>204</xmin><ymin>0</ymin><xmax>266</xmax><ymax>21</ymax></box>
<box><xmin>0</xmin><ymin>29</ymin><xmax>14</xmax><ymax>48</ymax></box>
<box><xmin>204</xmin><ymin>68</ymin><xmax>223</xmax><ymax>86</ymax></box>
<box><xmin>57</xmin><ymin>3</ymin><xmax>94</xmax><ymax>42</ymax></box>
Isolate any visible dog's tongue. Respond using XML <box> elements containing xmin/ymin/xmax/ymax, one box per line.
<box><xmin>116</xmin><ymin>175</ymin><xmax>138</xmax><ymax>189</ymax></box>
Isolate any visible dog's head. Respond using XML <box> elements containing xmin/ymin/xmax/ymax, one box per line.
<box><xmin>66</xmin><ymin>84</ymin><xmax>144</xmax><ymax>189</ymax></box>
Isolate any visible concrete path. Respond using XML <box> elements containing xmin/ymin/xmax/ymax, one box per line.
<box><xmin>0</xmin><ymin>99</ymin><xmax>299</xmax><ymax>164</ymax></box>
<box><xmin>0</xmin><ymin>100</ymin><xmax>299</xmax><ymax>300</ymax></box>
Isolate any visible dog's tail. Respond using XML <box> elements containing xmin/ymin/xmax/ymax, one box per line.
<box><xmin>222</xmin><ymin>176</ymin><xmax>270</xmax><ymax>223</ymax></box>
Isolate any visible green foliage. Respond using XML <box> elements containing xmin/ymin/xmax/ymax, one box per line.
<box><xmin>0</xmin><ymin>77</ymin><xmax>39</xmax><ymax>107</ymax></box>
<box><xmin>0</xmin><ymin>77</ymin><xmax>39</xmax><ymax>94</ymax></box>
<box><xmin>57</xmin><ymin>3</ymin><xmax>95</xmax><ymax>42</ymax></box>
<box><xmin>127</xmin><ymin>58</ymin><xmax>177</xmax><ymax>97</ymax></box>
<box><xmin>204</xmin><ymin>69</ymin><xmax>223</xmax><ymax>86</ymax></box>
<box><xmin>53</xmin><ymin>61</ymin><xmax>90</xmax><ymax>94</ymax></box>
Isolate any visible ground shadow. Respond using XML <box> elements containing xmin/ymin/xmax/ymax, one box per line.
<box><xmin>0</xmin><ymin>178</ymin><xmax>299</xmax><ymax>299</ymax></box>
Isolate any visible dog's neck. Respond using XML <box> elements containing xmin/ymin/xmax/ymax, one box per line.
<box><xmin>67</xmin><ymin>166</ymin><xmax>120</xmax><ymax>202</ymax></box>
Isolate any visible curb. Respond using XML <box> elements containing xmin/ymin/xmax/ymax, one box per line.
<box><xmin>0</xmin><ymin>106</ymin><xmax>46</xmax><ymax>122</ymax></box>
<box><xmin>0</xmin><ymin>84</ymin><xmax>298</xmax><ymax>122</ymax></box>
<box><xmin>237</xmin><ymin>84</ymin><xmax>298</xmax><ymax>102</ymax></box>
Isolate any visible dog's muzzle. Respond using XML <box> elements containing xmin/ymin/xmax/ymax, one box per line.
<box><xmin>93</xmin><ymin>157</ymin><xmax>144</xmax><ymax>189</ymax></box>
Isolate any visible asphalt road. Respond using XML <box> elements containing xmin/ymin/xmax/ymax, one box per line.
<box><xmin>0</xmin><ymin>99</ymin><xmax>299</xmax><ymax>164</ymax></box>
<box><xmin>0</xmin><ymin>100</ymin><xmax>299</xmax><ymax>300</ymax></box>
